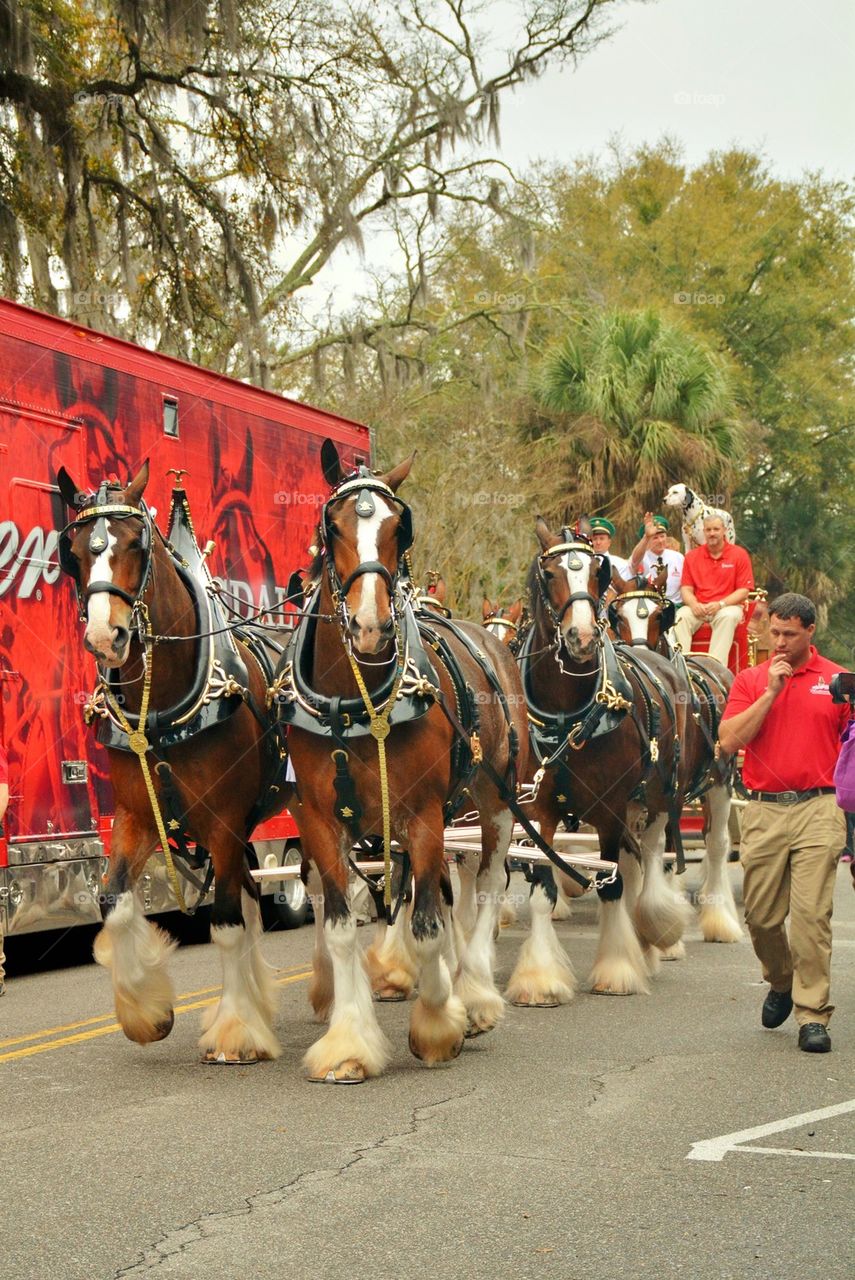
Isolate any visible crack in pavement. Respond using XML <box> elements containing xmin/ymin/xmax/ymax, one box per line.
<box><xmin>586</xmin><ymin>1056</ymin><xmax>658</xmax><ymax>1109</ymax></box>
<box><xmin>114</xmin><ymin>1087</ymin><xmax>476</xmax><ymax>1277</ymax></box>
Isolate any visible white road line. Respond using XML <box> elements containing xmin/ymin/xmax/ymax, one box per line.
<box><xmin>687</xmin><ymin>1098</ymin><xmax>855</xmax><ymax>1162</ymax></box>
<box><xmin>733</xmin><ymin>1146</ymin><xmax>855</xmax><ymax>1161</ymax></box>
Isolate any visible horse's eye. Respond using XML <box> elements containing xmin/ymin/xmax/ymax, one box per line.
<box><xmin>128</xmin><ymin>538</ymin><xmax>142</xmax><ymax>551</ymax></box>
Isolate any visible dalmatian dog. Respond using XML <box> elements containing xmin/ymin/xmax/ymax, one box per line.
<box><xmin>663</xmin><ymin>483</ymin><xmax>736</xmax><ymax>552</ymax></box>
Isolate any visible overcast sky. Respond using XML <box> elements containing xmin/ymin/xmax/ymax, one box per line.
<box><xmin>497</xmin><ymin>0</ymin><xmax>854</xmax><ymax>180</ymax></box>
<box><xmin>313</xmin><ymin>0</ymin><xmax>853</xmax><ymax>315</ymax></box>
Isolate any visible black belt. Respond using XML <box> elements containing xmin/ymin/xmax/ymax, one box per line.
<box><xmin>745</xmin><ymin>787</ymin><xmax>835</xmax><ymax>805</ymax></box>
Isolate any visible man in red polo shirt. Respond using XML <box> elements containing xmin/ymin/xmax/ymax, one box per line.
<box><xmin>673</xmin><ymin>515</ymin><xmax>753</xmax><ymax>665</ymax></box>
<box><xmin>719</xmin><ymin>593</ymin><xmax>849</xmax><ymax>1053</ymax></box>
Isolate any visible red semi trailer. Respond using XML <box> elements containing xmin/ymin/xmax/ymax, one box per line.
<box><xmin>0</xmin><ymin>298</ymin><xmax>369</xmax><ymax>937</ymax></box>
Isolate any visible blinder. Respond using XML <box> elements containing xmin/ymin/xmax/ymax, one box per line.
<box><xmin>660</xmin><ymin>599</ymin><xmax>676</xmax><ymax>633</ymax></box>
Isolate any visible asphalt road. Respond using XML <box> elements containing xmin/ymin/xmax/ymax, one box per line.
<box><xmin>2</xmin><ymin>862</ymin><xmax>853</xmax><ymax>1280</ymax></box>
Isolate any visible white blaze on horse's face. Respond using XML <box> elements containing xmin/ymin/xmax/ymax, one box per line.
<box><xmin>620</xmin><ymin>597</ymin><xmax>653</xmax><ymax>647</ymax></box>
<box><xmin>349</xmin><ymin>494</ymin><xmax>397</xmax><ymax>655</ymax></box>
<box><xmin>559</xmin><ymin>548</ymin><xmax>597</xmax><ymax>657</ymax></box>
<box><xmin>83</xmin><ymin>526</ymin><xmax>127</xmax><ymax>666</ymax></box>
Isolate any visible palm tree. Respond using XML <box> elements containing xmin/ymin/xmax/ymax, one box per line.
<box><xmin>531</xmin><ymin>308</ymin><xmax>745</xmax><ymax>539</ymax></box>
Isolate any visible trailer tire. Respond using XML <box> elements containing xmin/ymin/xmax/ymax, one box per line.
<box><xmin>263</xmin><ymin>842</ymin><xmax>309</xmax><ymax>930</ymax></box>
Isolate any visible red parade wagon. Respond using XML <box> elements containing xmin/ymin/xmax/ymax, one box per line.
<box><xmin>0</xmin><ymin>298</ymin><xmax>369</xmax><ymax>937</ymax></box>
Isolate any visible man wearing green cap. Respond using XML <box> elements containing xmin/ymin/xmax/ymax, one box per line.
<box><xmin>628</xmin><ymin>512</ymin><xmax>684</xmax><ymax>603</ymax></box>
<box><xmin>589</xmin><ymin>517</ymin><xmax>631</xmax><ymax>580</ymax></box>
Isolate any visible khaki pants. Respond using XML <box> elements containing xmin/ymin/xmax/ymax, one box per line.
<box><xmin>673</xmin><ymin>603</ymin><xmax>743</xmax><ymax>666</ymax></box>
<box><xmin>740</xmin><ymin>795</ymin><xmax>845</xmax><ymax>1025</ymax></box>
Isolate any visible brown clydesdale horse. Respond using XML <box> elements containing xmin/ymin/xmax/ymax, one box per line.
<box><xmin>57</xmin><ymin>463</ymin><xmax>286</xmax><ymax>1063</ymax></box>
<box><xmin>609</xmin><ymin>579</ymin><xmax>741</xmax><ymax>943</ymax></box>
<box><xmin>482</xmin><ymin>597</ymin><xmax>526</xmax><ymax>648</ymax></box>
<box><xmin>281</xmin><ymin>443</ymin><xmax>529</xmax><ymax>1082</ymax></box>
<box><xmin>514</xmin><ymin>518</ymin><xmax>694</xmax><ymax>998</ymax></box>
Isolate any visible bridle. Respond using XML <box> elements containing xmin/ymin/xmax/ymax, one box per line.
<box><xmin>321</xmin><ymin>467</ymin><xmax>414</xmax><ymax>640</ymax></box>
<box><xmin>536</xmin><ymin>537</ymin><xmax>606</xmax><ymax>630</ymax></box>
<box><xmin>609</xmin><ymin>587</ymin><xmax>675</xmax><ymax>648</ymax></box>
<box><xmin>58</xmin><ymin>481</ymin><xmax>155</xmax><ymax>625</ymax></box>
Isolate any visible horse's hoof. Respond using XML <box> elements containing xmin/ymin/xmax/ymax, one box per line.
<box><xmin>201</xmin><ymin>1050</ymin><xmax>260</xmax><ymax>1065</ymax></box>
<box><xmin>590</xmin><ymin>984</ymin><xmax>632</xmax><ymax>997</ymax></box>
<box><xmin>510</xmin><ymin>995</ymin><xmax>560</xmax><ymax>1008</ymax></box>
<box><xmin>307</xmin><ymin>1059</ymin><xmax>366</xmax><ymax>1084</ymax></box>
<box><xmin>373</xmin><ymin>987</ymin><xmax>408</xmax><ymax>1002</ymax></box>
<box><xmin>152</xmin><ymin>1011</ymin><xmax>175</xmax><ymax>1041</ymax></box>
<box><xmin>464</xmin><ymin>1018</ymin><xmax>496</xmax><ymax>1038</ymax></box>
<box><xmin>408</xmin><ymin>1033</ymin><xmax>464</xmax><ymax>1063</ymax></box>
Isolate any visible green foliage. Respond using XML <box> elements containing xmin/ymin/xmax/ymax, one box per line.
<box><xmin>308</xmin><ymin>143</ymin><xmax>854</xmax><ymax>655</ymax></box>
<box><xmin>532</xmin><ymin>307</ymin><xmax>743</xmax><ymax>535</ymax></box>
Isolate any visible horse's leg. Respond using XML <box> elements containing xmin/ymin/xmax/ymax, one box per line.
<box><xmin>498</xmin><ymin>878</ymin><xmax>518</xmax><ymax>929</ymax></box>
<box><xmin>551</xmin><ymin>876</ymin><xmax>574</xmax><ymax>921</ymax></box>
<box><xmin>697</xmin><ymin>785</ymin><xmax>742</xmax><ymax>942</ymax></box>
<box><xmin>200</xmin><ymin>830</ymin><xmax>280</xmax><ymax>1064</ymax></box>
<box><xmin>658</xmin><ymin>867</ymin><xmax>688</xmax><ymax>962</ymax></box>
<box><xmin>453</xmin><ymin>809</ymin><xmax>511</xmax><ymax>1036</ymax></box>
<box><xmin>407</xmin><ymin>810</ymin><xmax>467</xmax><ymax>1065</ymax></box>
<box><xmin>453</xmin><ymin>849</ymin><xmax>479</xmax><ymax>941</ymax></box>
<box><xmin>363</xmin><ymin>859</ymin><xmax>418</xmax><ymax>1001</ymax></box>
<box><xmin>307</xmin><ymin>865</ymin><xmax>334</xmax><ymax>1020</ymax></box>
<box><xmin>94</xmin><ymin>812</ymin><xmax>176</xmax><ymax>1044</ymax></box>
<box><xmin>618</xmin><ymin>846</ymin><xmax>660</xmax><ymax>975</ymax></box>
<box><xmin>634</xmin><ymin>811</ymin><xmax>691</xmax><ymax>953</ymax></box>
<box><xmin>505</xmin><ymin>808</ymin><xmax>576</xmax><ymax>1007</ymax></box>
<box><xmin>506</xmin><ymin>863</ymin><xmax>577</xmax><ymax>1006</ymax></box>
<box><xmin>590</xmin><ymin>828</ymin><xmax>649</xmax><ymax>996</ymax></box>
<box><xmin>304</xmin><ymin>823</ymin><xmax>390</xmax><ymax>1083</ymax></box>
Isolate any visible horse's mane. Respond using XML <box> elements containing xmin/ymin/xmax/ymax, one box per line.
<box><xmin>525</xmin><ymin>555</ymin><xmax>540</xmax><ymax>616</ymax></box>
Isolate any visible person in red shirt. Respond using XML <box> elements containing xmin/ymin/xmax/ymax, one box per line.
<box><xmin>673</xmin><ymin>515</ymin><xmax>753</xmax><ymax>665</ymax></box>
<box><xmin>0</xmin><ymin>743</ymin><xmax>7</xmax><ymax>996</ymax></box>
<box><xmin>719</xmin><ymin>593</ymin><xmax>849</xmax><ymax>1053</ymax></box>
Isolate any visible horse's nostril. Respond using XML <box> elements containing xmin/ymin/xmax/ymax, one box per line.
<box><xmin>112</xmin><ymin>627</ymin><xmax>129</xmax><ymax>654</ymax></box>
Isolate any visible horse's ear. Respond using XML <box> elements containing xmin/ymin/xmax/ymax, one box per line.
<box><xmin>509</xmin><ymin>599</ymin><xmax>523</xmax><ymax>624</ymax></box>
<box><xmin>57</xmin><ymin>466</ymin><xmax>82</xmax><ymax>510</ymax></box>
<box><xmin>320</xmin><ymin>438</ymin><xmax>344</xmax><ymax>488</ymax></box>
<box><xmin>577</xmin><ymin>515</ymin><xmax>593</xmax><ymax>541</ymax></box>
<box><xmin>535</xmin><ymin>516</ymin><xmax>555</xmax><ymax>550</ymax></box>
<box><xmin>125</xmin><ymin>460</ymin><xmax>149</xmax><ymax>505</ymax></box>
<box><xmin>611</xmin><ymin>566</ymin><xmax>632</xmax><ymax>594</ymax></box>
<box><xmin>482</xmin><ymin>598</ymin><xmax>494</xmax><ymax>619</ymax></box>
<box><xmin>660</xmin><ymin>600</ymin><xmax>676</xmax><ymax>632</ymax></box>
<box><xmin>433</xmin><ymin>575</ymin><xmax>446</xmax><ymax>603</ymax></box>
<box><xmin>382</xmin><ymin>452</ymin><xmax>415</xmax><ymax>493</ymax></box>
<box><xmin>285</xmin><ymin>569</ymin><xmax>305</xmax><ymax>608</ymax></box>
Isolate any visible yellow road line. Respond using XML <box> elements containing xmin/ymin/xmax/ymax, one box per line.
<box><xmin>0</xmin><ymin>963</ymin><xmax>311</xmax><ymax>1050</ymax></box>
<box><xmin>0</xmin><ymin>970</ymin><xmax>312</xmax><ymax>1064</ymax></box>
